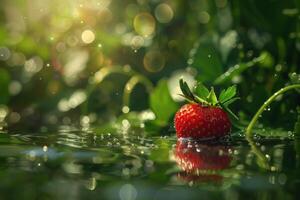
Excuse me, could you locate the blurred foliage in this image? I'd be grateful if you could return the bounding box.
[0,0,299,132]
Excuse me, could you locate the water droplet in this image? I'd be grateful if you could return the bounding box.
[43,146,48,152]
[278,173,287,185]
[270,166,277,171]
[122,106,130,113]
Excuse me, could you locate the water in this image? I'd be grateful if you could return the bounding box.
[0,126,299,200]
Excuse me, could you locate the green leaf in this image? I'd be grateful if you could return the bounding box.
[179,79,187,96]
[219,103,243,129]
[183,81,194,99]
[189,33,223,82]
[219,85,237,104]
[223,97,240,106]
[258,51,274,68]
[194,96,209,105]
[150,79,179,124]
[195,82,210,100]
[179,79,203,103]
[214,54,268,85]
[207,87,218,105]
[179,79,193,100]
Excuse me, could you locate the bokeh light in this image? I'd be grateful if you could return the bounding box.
[81,29,96,44]
[154,3,174,23]
[119,184,137,200]
[9,81,22,96]
[0,47,11,61]
[133,13,156,37]
[143,50,165,72]
[131,35,144,50]
[24,56,43,74]
[0,106,8,122]
[198,11,210,24]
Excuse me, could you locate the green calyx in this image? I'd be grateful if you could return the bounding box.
[179,79,239,120]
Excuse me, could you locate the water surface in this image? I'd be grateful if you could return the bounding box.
[0,126,299,200]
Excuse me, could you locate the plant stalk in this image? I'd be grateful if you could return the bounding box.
[246,84,300,138]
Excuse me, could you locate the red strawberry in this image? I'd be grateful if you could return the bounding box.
[174,79,238,139]
[175,103,231,139]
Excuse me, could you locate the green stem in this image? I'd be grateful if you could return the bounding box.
[122,75,153,109]
[246,84,300,138]
[82,66,153,114]
[82,66,134,114]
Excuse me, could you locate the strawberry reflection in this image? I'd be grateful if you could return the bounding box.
[174,140,232,184]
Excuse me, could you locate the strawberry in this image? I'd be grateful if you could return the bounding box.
[175,104,231,139]
[174,79,239,139]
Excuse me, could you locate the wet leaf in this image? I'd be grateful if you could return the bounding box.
[214,53,267,85]
[207,87,218,105]
[150,79,179,124]
[223,97,240,107]
[219,85,237,104]
[258,51,274,68]
[189,34,223,82]
[194,82,210,100]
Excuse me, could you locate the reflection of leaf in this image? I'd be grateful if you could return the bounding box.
[0,68,10,104]
[150,138,172,163]
[150,79,179,124]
